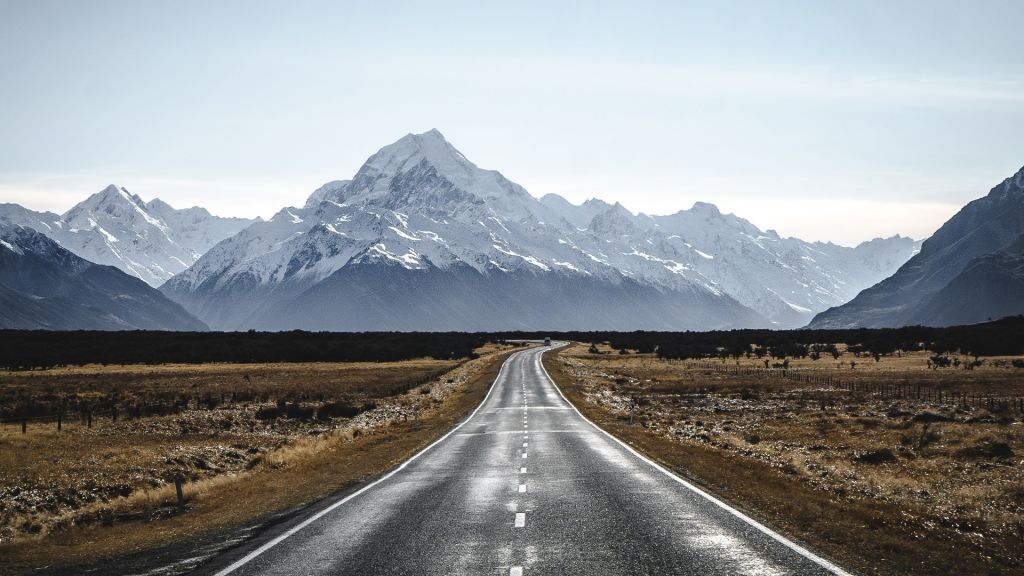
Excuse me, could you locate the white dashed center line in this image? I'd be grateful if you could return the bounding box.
[514,513,526,528]
[519,484,526,493]
[523,442,528,447]
[520,467,527,473]
[522,452,528,459]
[510,567,523,576]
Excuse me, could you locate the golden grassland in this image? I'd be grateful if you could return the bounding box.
[546,344,1024,576]
[0,341,521,571]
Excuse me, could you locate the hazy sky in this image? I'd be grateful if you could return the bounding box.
[1,1,1023,245]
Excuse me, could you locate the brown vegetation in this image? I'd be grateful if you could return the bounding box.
[0,341,521,572]
[545,343,1024,576]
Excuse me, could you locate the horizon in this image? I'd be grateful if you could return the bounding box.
[3,1,1024,245]
[2,130,929,247]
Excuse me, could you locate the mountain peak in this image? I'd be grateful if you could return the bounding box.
[363,129,470,178]
[418,127,446,140]
[690,201,721,215]
[337,129,533,215]
[998,164,1024,196]
[582,198,612,209]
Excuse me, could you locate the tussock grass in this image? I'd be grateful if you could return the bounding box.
[547,343,1024,576]
[0,342,522,572]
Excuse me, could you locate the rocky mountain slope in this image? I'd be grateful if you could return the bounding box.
[809,165,1024,328]
[0,186,252,287]
[0,224,207,330]
[162,130,915,330]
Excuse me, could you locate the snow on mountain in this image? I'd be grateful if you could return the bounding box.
[0,186,253,287]
[163,130,765,330]
[0,223,207,330]
[533,196,917,326]
[1,131,917,330]
[162,129,916,330]
[540,194,612,229]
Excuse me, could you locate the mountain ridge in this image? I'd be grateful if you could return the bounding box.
[0,223,207,330]
[809,164,1024,328]
[161,129,917,330]
[0,186,253,287]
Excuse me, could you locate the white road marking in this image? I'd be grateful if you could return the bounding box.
[536,345,854,576]
[510,567,523,576]
[520,467,527,473]
[522,452,528,458]
[210,352,516,576]
[514,513,526,528]
[519,484,527,493]
[523,443,528,447]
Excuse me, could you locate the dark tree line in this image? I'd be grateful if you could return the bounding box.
[0,331,492,370]
[492,316,1024,360]
[2,316,1023,370]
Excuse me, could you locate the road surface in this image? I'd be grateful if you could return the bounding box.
[203,344,850,576]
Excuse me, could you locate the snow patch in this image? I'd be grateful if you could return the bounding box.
[492,244,551,271]
[325,223,348,236]
[388,226,420,241]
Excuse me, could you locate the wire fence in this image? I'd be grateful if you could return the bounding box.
[683,361,1024,413]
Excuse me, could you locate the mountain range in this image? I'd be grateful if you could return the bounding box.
[0,223,206,330]
[809,164,1024,328]
[1,129,964,332]
[0,186,252,287]
[159,129,916,330]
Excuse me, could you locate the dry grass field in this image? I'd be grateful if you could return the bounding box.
[0,341,522,572]
[546,343,1024,576]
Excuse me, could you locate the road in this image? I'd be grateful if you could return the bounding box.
[203,344,850,576]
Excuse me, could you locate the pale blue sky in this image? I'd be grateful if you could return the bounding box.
[1,0,1022,244]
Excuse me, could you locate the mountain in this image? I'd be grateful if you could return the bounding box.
[0,224,207,330]
[539,194,612,229]
[0,186,253,287]
[162,129,915,330]
[541,197,918,327]
[809,165,1024,328]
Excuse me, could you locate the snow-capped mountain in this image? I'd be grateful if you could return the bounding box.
[0,223,206,330]
[543,191,918,326]
[162,129,915,330]
[578,200,918,327]
[0,186,253,287]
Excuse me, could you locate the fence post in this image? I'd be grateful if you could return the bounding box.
[87,410,92,429]
[175,475,185,513]
[57,412,62,431]
[22,419,26,434]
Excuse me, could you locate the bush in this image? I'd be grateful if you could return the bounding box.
[851,448,897,464]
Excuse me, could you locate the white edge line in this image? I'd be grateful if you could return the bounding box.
[212,351,516,575]
[537,343,855,576]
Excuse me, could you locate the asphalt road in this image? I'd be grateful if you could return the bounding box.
[202,344,850,576]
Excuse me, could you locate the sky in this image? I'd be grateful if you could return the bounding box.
[1,1,1022,246]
